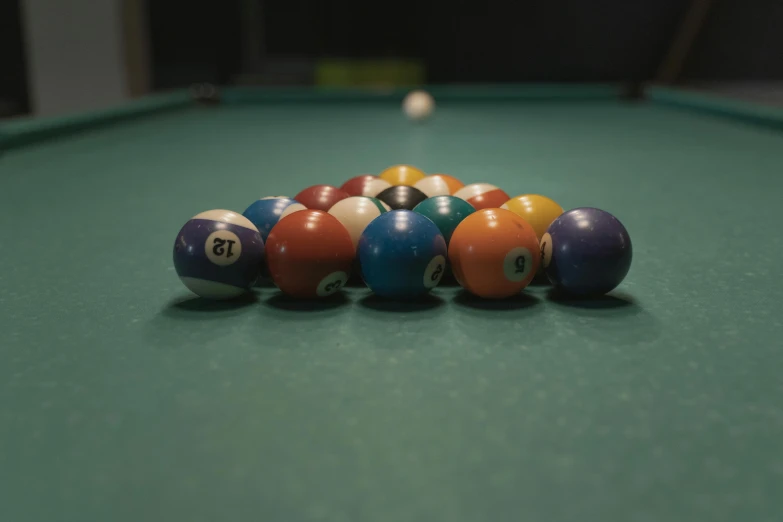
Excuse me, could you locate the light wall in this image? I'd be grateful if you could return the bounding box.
[20,0,149,117]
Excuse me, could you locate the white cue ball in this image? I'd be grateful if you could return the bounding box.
[402,90,435,122]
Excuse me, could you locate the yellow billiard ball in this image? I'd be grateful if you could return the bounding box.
[378,164,426,186]
[500,194,564,241]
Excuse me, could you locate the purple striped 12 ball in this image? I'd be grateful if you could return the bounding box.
[173,209,265,299]
[540,207,632,296]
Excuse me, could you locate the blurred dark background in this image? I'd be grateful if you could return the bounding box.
[0,0,29,117]
[2,0,783,118]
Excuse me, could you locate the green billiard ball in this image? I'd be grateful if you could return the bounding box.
[413,195,476,244]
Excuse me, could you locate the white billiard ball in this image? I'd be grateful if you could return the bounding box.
[402,90,435,121]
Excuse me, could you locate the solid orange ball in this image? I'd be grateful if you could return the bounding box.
[378,164,426,186]
[501,194,564,240]
[449,208,540,298]
[265,210,355,298]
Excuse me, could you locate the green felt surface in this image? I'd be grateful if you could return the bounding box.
[0,91,191,151]
[650,86,783,131]
[1,90,783,522]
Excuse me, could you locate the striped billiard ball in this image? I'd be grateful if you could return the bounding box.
[413,173,465,197]
[454,183,510,210]
[501,194,564,241]
[340,175,392,198]
[173,209,265,299]
[327,196,391,250]
[294,185,350,212]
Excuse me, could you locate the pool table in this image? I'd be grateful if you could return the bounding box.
[1,84,782,522]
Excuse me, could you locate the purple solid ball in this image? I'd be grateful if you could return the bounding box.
[540,207,632,296]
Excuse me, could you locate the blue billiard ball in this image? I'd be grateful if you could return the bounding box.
[358,210,448,299]
[540,207,632,296]
[173,209,265,299]
[242,197,306,242]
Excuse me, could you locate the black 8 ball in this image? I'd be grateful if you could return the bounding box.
[376,185,428,211]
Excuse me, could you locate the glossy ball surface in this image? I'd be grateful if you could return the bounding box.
[242,197,306,242]
[173,210,265,299]
[340,175,392,198]
[412,195,475,244]
[378,164,426,186]
[265,210,354,298]
[294,185,350,212]
[376,185,428,211]
[501,194,564,241]
[449,208,540,298]
[540,207,632,296]
[358,210,447,299]
[327,196,390,250]
[454,183,510,210]
[402,90,435,121]
[413,173,465,197]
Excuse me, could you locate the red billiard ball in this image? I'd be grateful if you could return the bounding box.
[340,175,392,198]
[454,183,510,210]
[265,210,354,298]
[294,185,350,212]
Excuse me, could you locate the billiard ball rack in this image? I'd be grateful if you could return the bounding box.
[172,165,632,301]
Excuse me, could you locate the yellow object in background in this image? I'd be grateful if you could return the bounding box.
[379,165,427,186]
[501,194,565,240]
[315,59,425,88]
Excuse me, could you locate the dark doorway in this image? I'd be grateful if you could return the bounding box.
[0,0,29,118]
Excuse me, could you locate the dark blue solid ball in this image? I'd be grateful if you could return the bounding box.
[358,210,448,299]
[541,207,632,296]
